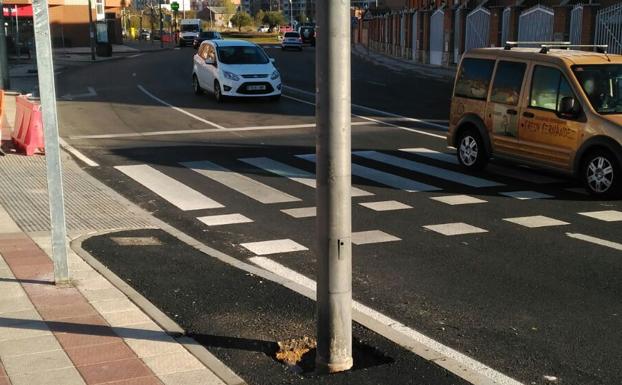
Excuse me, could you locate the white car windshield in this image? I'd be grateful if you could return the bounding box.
[217,46,269,65]
[573,64,622,115]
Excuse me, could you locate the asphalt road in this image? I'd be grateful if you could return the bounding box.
[56,45,621,385]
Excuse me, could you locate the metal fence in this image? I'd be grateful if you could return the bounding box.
[501,7,511,46]
[465,7,490,52]
[518,5,554,42]
[412,11,418,61]
[430,9,444,65]
[454,6,463,64]
[595,2,622,54]
[570,5,583,45]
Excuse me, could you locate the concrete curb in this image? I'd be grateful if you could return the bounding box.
[70,231,247,385]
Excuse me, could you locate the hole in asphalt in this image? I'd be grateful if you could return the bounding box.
[274,336,394,376]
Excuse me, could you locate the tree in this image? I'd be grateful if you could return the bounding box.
[222,0,237,15]
[255,10,266,25]
[263,11,286,29]
[230,11,252,32]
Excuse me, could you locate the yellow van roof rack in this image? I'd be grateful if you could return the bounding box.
[504,41,570,50]
[538,44,608,54]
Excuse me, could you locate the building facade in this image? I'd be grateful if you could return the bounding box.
[4,0,124,48]
[356,0,622,66]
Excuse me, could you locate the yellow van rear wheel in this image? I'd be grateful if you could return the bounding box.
[581,149,620,198]
[457,129,489,171]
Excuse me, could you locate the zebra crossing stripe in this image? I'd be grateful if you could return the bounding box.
[355,150,503,188]
[296,154,440,192]
[181,160,301,204]
[115,165,224,211]
[401,148,564,184]
[239,157,373,197]
[566,233,622,251]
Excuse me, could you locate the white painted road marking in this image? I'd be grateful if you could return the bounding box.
[239,157,373,197]
[359,200,412,211]
[351,230,401,245]
[138,85,226,130]
[249,256,524,385]
[503,215,569,228]
[197,214,253,226]
[60,86,97,101]
[241,239,308,255]
[566,233,622,251]
[281,93,447,140]
[59,138,99,167]
[115,165,224,211]
[68,121,375,140]
[431,195,487,205]
[296,154,441,192]
[401,148,564,184]
[499,191,554,200]
[578,210,622,222]
[424,223,488,236]
[182,160,300,204]
[283,85,450,131]
[354,150,503,188]
[280,207,316,218]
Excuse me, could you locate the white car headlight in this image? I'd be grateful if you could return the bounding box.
[223,71,240,81]
[271,70,280,80]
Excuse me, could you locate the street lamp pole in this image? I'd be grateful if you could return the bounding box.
[158,0,163,48]
[315,0,353,375]
[289,0,292,25]
[87,0,96,60]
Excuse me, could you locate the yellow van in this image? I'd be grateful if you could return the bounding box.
[448,45,622,197]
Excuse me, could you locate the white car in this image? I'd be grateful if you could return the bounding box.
[192,40,281,102]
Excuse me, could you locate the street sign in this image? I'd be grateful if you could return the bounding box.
[171,1,179,11]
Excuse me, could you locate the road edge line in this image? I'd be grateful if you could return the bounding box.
[283,85,450,130]
[70,231,247,385]
[248,256,523,385]
[137,85,227,130]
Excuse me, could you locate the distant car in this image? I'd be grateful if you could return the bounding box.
[257,25,269,33]
[192,40,282,102]
[281,32,302,51]
[279,25,294,34]
[299,26,315,46]
[193,31,222,49]
[139,29,151,40]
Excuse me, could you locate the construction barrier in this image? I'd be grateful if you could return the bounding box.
[12,95,44,156]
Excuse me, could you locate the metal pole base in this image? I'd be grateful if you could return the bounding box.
[315,357,353,374]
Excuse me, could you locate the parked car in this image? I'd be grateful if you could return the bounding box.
[299,26,315,46]
[192,40,281,102]
[448,44,622,197]
[139,29,151,40]
[257,25,269,33]
[281,32,302,51]
[193,31,223,49]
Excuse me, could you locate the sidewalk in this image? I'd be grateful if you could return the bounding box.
[352,44,455,81]
[0,94,242,385]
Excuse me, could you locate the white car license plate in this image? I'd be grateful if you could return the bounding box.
[247,85,266,91]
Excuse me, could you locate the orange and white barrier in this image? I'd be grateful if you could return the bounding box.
[12,95,44,156]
